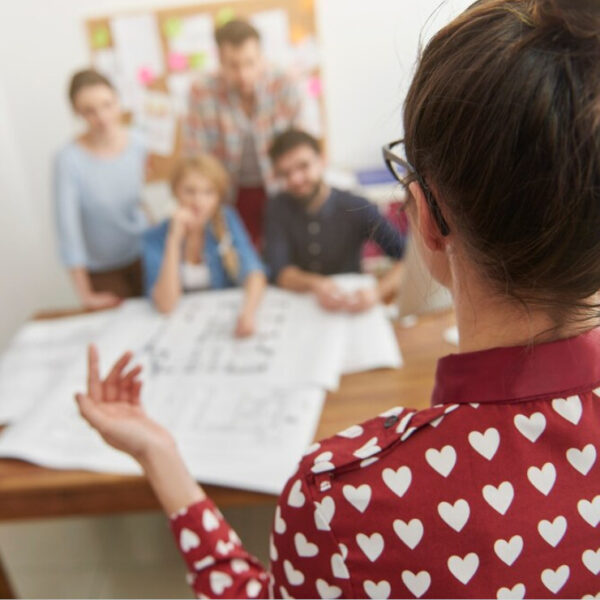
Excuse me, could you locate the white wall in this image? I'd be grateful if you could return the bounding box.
[0,0,472,349]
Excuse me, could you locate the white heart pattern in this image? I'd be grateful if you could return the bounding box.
[482,481,514,515]
[338,424,364,439]
[179,528,200,552]
[202,509,219,532]
[316,578,342,599]
[288,479,306,508]
[448,552,480,585]
[537,516,567,547]
[382,466,412,497]
[401,570,431,598]
[578,495,600,527]
[540,564,569,594]
[209,571,233,595]
[230,558,249,573]
[246,579,262,598]
[566,444,596,475]
[314,497,335,531]
[393,518,424,550]
[425,445,457,477]
[468,428,500,460]
[312,451,335,474]
[514,412,546,443]
[353,437,381,460]
[438,498,470,532]
[269,535,278,562]
[527,462,557,496]
[356,532,385,562]
[552,395,582,425]
[295,532,319,557]
[215,540,235,555]
[363,580,391,599]
[582,547,600,575]
[330,552,350,579]
[496,583,526,599]
[342,484,372,513]
[284,559,305,586]
[275,506,287,534]
[494,535,523,566]
[193,556,215,571]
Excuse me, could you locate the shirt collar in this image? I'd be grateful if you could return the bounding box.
[431,327,600,406]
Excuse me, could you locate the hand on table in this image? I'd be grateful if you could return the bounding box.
[314,279,348,312]
[235,311,256,338]
[82,292,122,310]
[75,346,174,462]
[345,287,380,313]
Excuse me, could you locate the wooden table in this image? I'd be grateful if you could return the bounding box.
[0,309,456,598]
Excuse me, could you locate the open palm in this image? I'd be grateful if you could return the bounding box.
[76,346,173,461]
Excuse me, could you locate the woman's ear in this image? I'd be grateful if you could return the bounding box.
[408,181,446,252]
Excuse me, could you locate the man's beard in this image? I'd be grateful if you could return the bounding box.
[294,180,323,208]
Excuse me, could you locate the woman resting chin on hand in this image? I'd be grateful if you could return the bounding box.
[142,155,266,337]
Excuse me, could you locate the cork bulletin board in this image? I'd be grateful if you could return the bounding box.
[85,0,322,183]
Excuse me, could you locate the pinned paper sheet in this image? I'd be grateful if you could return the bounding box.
[135,91,177,156]
[167,72,195,115]
[168,14,218,72]
[299,76,323,137]
[111,13,164,90]
[250,9,292,68]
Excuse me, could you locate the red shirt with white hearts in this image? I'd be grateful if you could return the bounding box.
[170,328,600,599]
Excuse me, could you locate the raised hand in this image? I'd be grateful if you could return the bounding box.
[75,345,174,461]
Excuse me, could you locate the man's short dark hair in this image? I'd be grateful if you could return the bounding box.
[268,129,322,163]
[215,19,260,48]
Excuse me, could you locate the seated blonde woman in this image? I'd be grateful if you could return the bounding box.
[142,155,266,337]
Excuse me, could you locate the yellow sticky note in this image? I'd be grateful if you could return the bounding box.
[91,26,110,49]
[216,7,236,27]
[164,17,182,39]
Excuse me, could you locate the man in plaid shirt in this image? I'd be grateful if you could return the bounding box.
[183,19,302,247]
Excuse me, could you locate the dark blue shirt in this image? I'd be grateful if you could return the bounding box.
[264,188,405,281]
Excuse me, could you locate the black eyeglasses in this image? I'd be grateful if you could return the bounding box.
[382,139,450,236]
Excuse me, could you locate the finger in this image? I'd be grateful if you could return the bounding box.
[122,365,143,384]
[131,380,143,406]
[105,352,133,387]
[87,345,102,401]
[121,367,142,404]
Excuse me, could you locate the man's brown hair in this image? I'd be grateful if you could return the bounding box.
[214,19,260,48]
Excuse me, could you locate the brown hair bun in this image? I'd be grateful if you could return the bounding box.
[533,0,600,41]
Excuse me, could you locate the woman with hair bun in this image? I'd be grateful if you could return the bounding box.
[54,69,148,308]
[75,0,600,597]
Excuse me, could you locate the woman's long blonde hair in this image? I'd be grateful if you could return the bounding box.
[170,155,240,282]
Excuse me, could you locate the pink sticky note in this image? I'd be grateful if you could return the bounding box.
[168,52,188,72]
[307,76,322,98]
[137,66,156,85]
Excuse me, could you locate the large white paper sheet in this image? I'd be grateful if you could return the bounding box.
[0,311,116,423]
[334,275,403,374]
[0,375,324,494]
[0,279,401,493]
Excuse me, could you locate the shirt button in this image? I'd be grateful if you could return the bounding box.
[384,415,399,429]
[309,242,321,256]
[308,221,321,235]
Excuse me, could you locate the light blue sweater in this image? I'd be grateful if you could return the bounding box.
[53,131,148,271]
